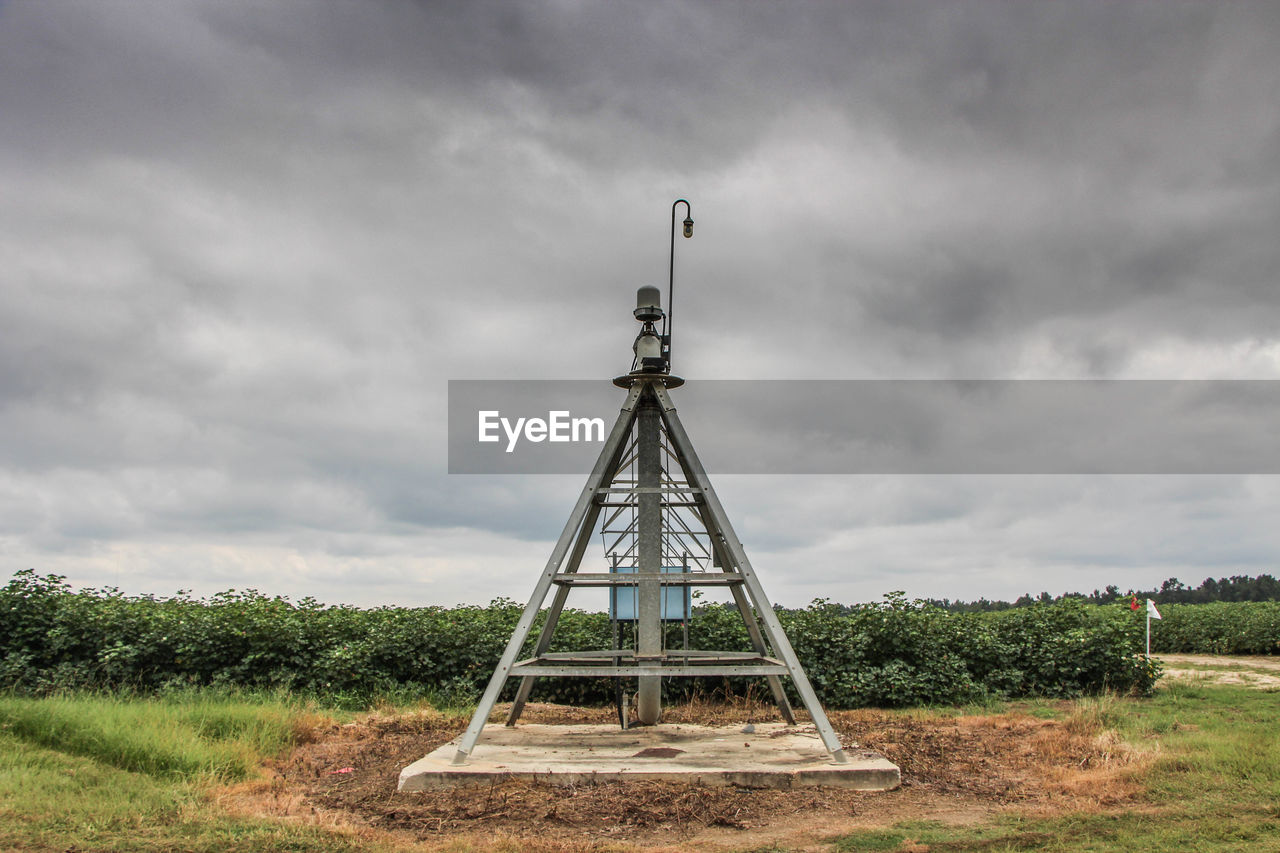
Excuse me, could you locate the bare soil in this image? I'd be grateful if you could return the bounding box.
[1157,654,1280,688]
[216,699,1149,852]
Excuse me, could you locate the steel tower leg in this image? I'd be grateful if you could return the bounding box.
[729,584,797,723]
[706,530,795,723]
[451,384,643,765]
[505,494,604,726]
[653,384,848,764]
[635,390,663,724]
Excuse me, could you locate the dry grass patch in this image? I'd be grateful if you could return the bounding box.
[832,699,1148,810]
[209,699,1152,850]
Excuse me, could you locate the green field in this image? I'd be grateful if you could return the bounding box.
[0,572,1167,709]
[1,681,1278,852]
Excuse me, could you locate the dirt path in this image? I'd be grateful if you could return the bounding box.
[1156,654,1280,688]
[218,701,1148,852]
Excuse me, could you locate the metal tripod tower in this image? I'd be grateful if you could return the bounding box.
[451,215,848,767]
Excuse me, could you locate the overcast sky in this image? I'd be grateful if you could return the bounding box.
[3,0,1279,609]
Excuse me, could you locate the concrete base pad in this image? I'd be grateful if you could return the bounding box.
[398,722,900,791]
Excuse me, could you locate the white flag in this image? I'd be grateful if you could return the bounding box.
[1147,599,1162,620]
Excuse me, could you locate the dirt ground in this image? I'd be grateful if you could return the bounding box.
[1156,654,1280,688]
[217,698,1149,852]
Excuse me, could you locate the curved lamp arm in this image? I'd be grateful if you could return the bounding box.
[666,199,693,369]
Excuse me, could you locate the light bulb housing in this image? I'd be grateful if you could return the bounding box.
[683,217,694,238]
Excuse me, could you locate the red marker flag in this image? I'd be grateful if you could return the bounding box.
[1130,595,1139,611]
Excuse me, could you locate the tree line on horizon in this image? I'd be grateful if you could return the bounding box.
[924,574,1280,613]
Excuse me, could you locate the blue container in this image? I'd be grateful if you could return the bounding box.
[609,566,691,621]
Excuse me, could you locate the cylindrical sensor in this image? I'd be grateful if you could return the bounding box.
[634,286,663,322]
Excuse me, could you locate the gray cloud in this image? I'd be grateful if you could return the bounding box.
[1,1,1278,605]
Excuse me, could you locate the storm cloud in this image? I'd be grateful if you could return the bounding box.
[2,1,1278,606]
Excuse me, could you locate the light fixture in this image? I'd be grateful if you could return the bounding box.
[666,199,693,369]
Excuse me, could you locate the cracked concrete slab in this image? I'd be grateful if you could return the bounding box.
[398,722,900,791]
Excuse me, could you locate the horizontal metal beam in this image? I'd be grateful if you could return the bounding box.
[530,650,778,662]
[594,500,702,508]
[551,572,744,586]
[509,664,790,677]
[595,486,702,494]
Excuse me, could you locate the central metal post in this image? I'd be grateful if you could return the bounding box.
[635,389,663,724]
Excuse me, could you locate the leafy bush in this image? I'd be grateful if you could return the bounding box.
[1150,601,1280,655]
[1,571,1165,707]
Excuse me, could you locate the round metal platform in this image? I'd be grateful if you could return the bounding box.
[612,372,686,389]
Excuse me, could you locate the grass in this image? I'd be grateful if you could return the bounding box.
[2,683,1279,851]
[0,688,384,852]
[832,683,1280,853]
[0,691,320,780]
